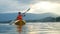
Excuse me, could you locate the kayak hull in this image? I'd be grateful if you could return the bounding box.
[14,20,26,26]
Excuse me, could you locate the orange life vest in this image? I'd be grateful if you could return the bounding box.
[17,15,22,20]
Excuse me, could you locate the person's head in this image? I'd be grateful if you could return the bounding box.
[18,12,21,14]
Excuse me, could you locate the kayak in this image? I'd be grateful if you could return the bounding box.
[14,20,26,26]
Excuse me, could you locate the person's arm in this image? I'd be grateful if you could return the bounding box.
[22,13,26,17]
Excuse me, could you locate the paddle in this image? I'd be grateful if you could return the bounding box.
[9,17,17,25]
[9,8,30,25]
[23,8,30,14]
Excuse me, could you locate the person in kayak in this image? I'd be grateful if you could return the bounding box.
[15,12,26,34]
[10,8,30,34]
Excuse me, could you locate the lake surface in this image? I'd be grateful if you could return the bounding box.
[0,22,60,34]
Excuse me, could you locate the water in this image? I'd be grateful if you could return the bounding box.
[0,22,60,34]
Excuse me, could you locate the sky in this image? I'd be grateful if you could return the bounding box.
[0,0,60,15]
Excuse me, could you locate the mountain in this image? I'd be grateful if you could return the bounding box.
[39,17,56,22]
[0,13,59,22]
[23,13,57,20]
[56,17,60,22]
[0,13,18,21]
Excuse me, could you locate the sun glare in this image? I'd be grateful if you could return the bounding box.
[28,1,60,15]
[28,1,53,13]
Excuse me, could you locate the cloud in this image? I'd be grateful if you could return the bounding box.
[28,1,60,15]
[0,0,18,11]
[0,0,60,14]
[0,0,30,13]
[33,0,60,3]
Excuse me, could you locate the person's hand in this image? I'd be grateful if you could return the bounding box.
[24,15,25,16]
[23,13,26,16]
[23,13,25,14]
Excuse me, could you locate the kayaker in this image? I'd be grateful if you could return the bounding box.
[10,8,30,34]
[17,12,25,20]
[15,12,26,34]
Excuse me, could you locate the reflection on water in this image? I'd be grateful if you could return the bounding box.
[0,22,60,34]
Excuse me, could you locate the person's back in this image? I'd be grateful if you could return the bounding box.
[17,14,22,20]
[17,12,22,20]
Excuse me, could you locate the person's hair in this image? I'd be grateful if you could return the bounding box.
[18,12,21,14]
